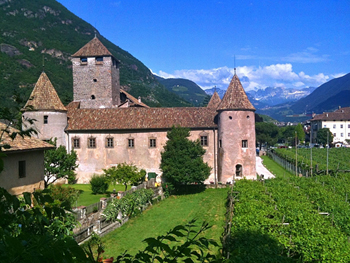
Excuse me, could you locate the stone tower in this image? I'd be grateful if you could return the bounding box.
[217,73,256,182]
[23,72,67,146]
[71,37,120,108]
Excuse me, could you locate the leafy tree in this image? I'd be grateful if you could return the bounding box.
[255,122,279,149]
[44,139,78,188]
[160,126,211,193]
[103,163,146,191]
[295,123,305,143]
[279,125,296,145]
[48,184,81,209]
[317,128,334,146]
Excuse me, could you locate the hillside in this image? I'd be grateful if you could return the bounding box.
[291,73,350,113]
[0,0,191,108]
[155,76,210,106]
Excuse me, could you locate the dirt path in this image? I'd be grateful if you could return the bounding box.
[256,156,275,179]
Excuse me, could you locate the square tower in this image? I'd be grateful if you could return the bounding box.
[71,37,120,108]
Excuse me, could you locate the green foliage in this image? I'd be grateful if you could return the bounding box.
[0,187,87,263]
[255,122,279,148]
[90,174,109,194]
[317,128,334,145]
[44,139,78,187]
[115,219,223,263]
[102,189,154,221]
[295,123,305,142]
[103,163,146,191]
[160,126,211,193]
[48,184,81,209]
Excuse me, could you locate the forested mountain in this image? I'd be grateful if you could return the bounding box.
[0,0,191,108]
[155,76,210,106]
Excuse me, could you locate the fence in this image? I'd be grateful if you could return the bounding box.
[268,150,309,177]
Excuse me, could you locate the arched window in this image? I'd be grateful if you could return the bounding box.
[236,164,242,177]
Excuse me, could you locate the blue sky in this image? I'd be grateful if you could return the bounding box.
[58,0,350,91]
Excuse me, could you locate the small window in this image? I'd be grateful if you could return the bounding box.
[333,133,336,137]
[128,138,134,148]
[348,133,350,137]
[43,115,48,124]
[73,138,80,149]
[106,137,114,148]
[341,133,344,137]
[348,124,350,129]
[96,56,103,62]
[80,57,87,63]
[19,160,26,178]
[91,95,96,99]
[236,164,242,177]
[341,124,343,129]
[149,138,156,148]
[323,125,326,128]
[219,140,222,148]
[200,136,208,146]
[242,140,248,148]
[88,137,96,148]
[333,124,336,129]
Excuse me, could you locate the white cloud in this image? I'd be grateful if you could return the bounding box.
[282,47,330,63]
[156,63,335,91]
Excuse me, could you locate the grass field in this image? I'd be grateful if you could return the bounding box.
[63,184,127,207]
[99,188,228,258]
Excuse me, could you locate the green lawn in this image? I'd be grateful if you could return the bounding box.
[99,188,228,258]
[63,184,127,207]
[261,155,294,177]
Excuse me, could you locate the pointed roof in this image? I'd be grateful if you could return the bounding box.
[24,72,66,111]
[217,74,255,111]
[72,37,113,57]
[207,91,221,109]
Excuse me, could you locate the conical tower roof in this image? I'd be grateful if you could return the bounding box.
[207,91,221,109]
[217,74,255,111]
[24,72,66,111]
[72,37,113,57]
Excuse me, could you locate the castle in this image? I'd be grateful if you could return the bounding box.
[23,37,256,184]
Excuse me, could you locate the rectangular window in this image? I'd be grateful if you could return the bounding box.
[348,124,350,129]
[128,139,134,148]
[88,138,96,148]
[333,124,336,129]
[43,115,48,124]
[96,56,103,62]
[333,133,336,137]
[73,138,80,148]
[80,57,87,63]
[200,136,208,146]
[341,133,344,137]
[106,137,114,148]
[341,124,344,129]
[242,140,248,148]
[219,140,222,148]
[149,139,156,148]
[348,133,350,137]
[323,125,326,128]
[19,160,26,178]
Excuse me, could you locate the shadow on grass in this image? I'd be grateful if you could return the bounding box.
[226,230,299,263]
[173,184,207,195]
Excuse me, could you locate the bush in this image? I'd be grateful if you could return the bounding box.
[90,174,109,194]
[48,184,81,209]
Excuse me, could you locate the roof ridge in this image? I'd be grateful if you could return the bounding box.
[72,37,113,57]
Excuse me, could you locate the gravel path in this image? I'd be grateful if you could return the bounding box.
[256,156,275,179]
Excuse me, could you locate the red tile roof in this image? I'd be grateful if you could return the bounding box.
[0,122,54,153]
[207,91,221,109]
[23,72,66,111]
[217,74,255,111]
[311,107,350,121]
[66,105,218,131]
[72,37,113,57]
[120,90,149,108]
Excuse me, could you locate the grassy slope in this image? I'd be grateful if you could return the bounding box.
[100,188,228,258]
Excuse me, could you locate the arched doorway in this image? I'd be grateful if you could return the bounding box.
[236,164,242,177]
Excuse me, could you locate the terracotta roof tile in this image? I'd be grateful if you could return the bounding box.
[311,107,350,121]
[24,72,66,111]
[120,90,149,108]
[66,107,218,131]
[0,122,54,152]
[217,74,255,111]
[72,37,113,57]
[207,91,221,109]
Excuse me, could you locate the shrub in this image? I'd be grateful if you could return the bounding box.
[48,184,81,209]
[90,174,109,194]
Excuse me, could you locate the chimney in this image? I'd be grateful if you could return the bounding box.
[138,96,141,103]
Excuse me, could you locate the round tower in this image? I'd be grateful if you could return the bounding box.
[22,72,67,147]
[217,73,256,183]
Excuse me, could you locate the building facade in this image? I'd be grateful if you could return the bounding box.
[23,37,256,184]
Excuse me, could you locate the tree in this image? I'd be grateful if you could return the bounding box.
[103,163,146,191]
[255,122,279,149]
[44,139,78,188]
[160,126,211,193]
[295,123,305,143]
[317,128,334,146]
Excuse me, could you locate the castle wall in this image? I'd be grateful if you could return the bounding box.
[67,129,216,184]
[72,56,120,108]
[23,111,67,146]
[218,110,256,182]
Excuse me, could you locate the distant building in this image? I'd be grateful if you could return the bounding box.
[23,37,257,184]
[0,122,53,195]
[310,107,350,145]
